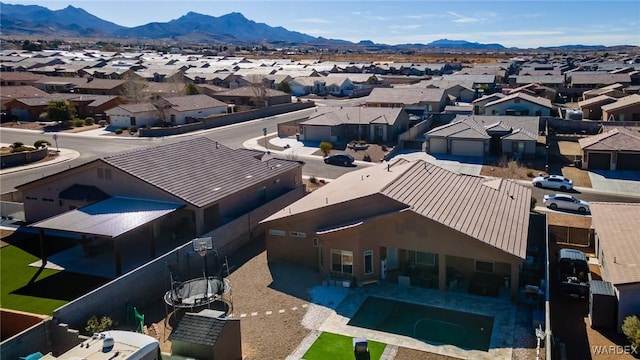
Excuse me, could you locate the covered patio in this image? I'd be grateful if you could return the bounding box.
[29,196,187,277]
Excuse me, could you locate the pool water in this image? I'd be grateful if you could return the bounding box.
[347,296,494,351]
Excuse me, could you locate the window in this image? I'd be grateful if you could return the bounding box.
[407,250,435,266]
[130,116,136,126]
[331,250,353,274]
[312,237,319,247]
[25,196,38,200]
[268,229,286,236]
[512,141,525,153]
[364,250,374,274]
[475,260,494,273]
[290,231,306,238]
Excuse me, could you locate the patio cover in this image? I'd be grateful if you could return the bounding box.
[29,196,185,238]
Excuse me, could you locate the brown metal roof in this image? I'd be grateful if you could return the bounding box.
[590,202,640,285]
[264,160,531,259]
[381,161,530,259]
[102,137,302,208]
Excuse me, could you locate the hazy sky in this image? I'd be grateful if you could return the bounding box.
[4,0,640,48]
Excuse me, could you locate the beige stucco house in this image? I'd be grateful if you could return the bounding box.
[262,159,532,299]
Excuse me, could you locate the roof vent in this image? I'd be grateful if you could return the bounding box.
[102,337,114,352]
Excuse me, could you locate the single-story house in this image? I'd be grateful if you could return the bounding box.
[155,94,228,125]
[590,202,640,332]
[4,94,126,121]
[366,87,448,117]
[0,85,49,111]
[484,92,552,117]
[578,95,618,120]
[582,83,626,100]
[472,93,505,115]
[288,76,326,97]
[17,138,304,275]
[299,106,409,143]
[0,71,43,86]
[601,94,640,121]
[578,127,640,171]
[106,103,159,129]
[514,75,565,89]
[569,72,632,89]
[426,115,539,158]
[211,87,291,108]
[171,309,242,360]
[262,159,531,299]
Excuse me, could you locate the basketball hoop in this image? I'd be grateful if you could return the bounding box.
[198,245,207,258]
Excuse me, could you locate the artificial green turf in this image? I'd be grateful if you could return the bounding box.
[0,245,67,315]
[303,332,386,360]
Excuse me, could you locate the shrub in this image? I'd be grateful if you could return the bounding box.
[381,145,388,152]
[84,117,95,125]
[34,140,51,148]
[622,315,640,349]
[10,146,35,153]
[319,141,333,156]
[98,120,107,127]
[527,170,535,178]
[309,175,318,184]
[363,153,372,162]
[357,140,367,145]
[11,142,24,149]
[85,315,112,334]
[115,128,123,135]
[73,119,85,127]
[129,126,138,133]
[530,196,537,210]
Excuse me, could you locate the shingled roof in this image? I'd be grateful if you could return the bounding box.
[578,127,640,151]
[101,137,302,208]
[170,311,226,346]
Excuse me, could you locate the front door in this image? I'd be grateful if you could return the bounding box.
[386,247,399,270]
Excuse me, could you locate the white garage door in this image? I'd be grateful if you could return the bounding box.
[429,137,447,154]
[451,139,484,157]
[303,126,332,142]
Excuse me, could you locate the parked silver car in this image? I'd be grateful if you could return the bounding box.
[531,175,573,191]
[543,194,590,213]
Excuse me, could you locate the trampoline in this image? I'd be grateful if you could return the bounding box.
[164,277,231,309]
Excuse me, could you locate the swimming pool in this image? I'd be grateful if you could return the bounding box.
[347,296,494,351]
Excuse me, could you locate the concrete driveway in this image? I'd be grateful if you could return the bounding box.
[588,170,640,195]
[392,151,483,176]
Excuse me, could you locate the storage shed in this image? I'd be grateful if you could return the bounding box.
[589,280,617,329]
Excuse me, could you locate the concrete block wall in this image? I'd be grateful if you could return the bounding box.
[52,186,305,330]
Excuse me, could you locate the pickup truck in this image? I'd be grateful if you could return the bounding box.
[557,248,590,297]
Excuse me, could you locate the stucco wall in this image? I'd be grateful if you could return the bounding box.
[616,284,640,333]
[266,198,523,297]
[0,146,48,169]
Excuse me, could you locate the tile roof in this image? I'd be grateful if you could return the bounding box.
[117,103,158,113]
[515,75,565,84]
[426,118,490,139]
[500,128,537,141]
[578,95,617,108]
[101,137,302,208]
[485,92,552,109]
[471,93,505,104]
[590,202,640,285]
[570,72,631,85]
[578,127,640,151]
[161,94,227,112]
[301,107,404,126]
[213,87,289,98]
[0,85,49,100]
[170,311,226,346]
[366,87,445,105]
[264,160,531,259]
[600,94,640,112]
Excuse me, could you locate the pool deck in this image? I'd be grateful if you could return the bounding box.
[297,283,517,360]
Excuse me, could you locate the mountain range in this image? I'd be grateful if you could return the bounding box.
[0,2,613,50]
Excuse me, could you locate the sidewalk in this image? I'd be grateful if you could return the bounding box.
[0,145,80,175]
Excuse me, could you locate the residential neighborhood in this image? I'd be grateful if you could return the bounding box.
[1,3,640,360]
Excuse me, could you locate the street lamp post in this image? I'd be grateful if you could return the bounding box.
[52,134,59,153]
